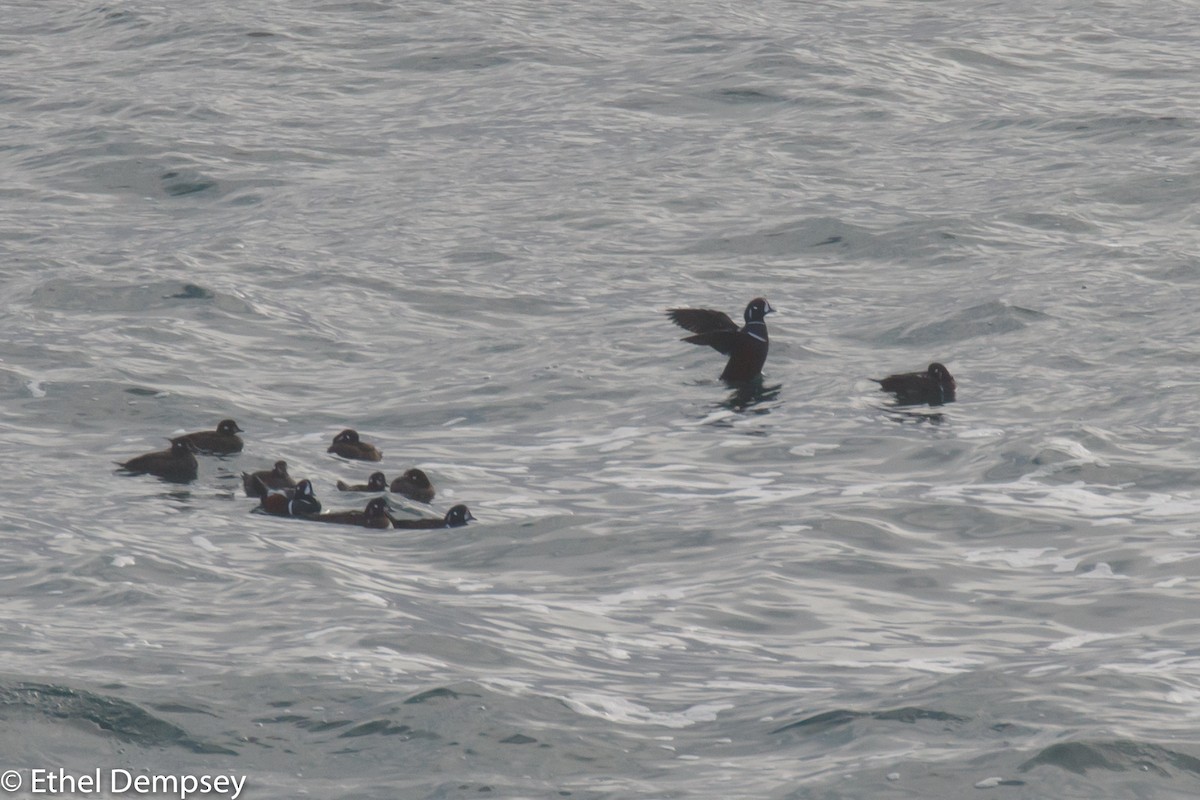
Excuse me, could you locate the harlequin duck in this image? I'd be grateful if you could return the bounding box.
[336,471,388,492]
[327,429,382,461]
[117,439,198,483]
[259,479,322,517]
[172,419,244,455]
[242,460,297,497]
[874,362,956,406]
[667,297,775,383]
[309,497,395,529]
[389,468,435,503]
[391,504,475,529]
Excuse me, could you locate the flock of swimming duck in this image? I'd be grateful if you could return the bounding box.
[115,297,955,529]
[116,422,475,530]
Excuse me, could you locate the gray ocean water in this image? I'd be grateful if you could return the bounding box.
[3,1,1200,797]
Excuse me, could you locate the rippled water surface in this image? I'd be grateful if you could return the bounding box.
[4,1,1200,797]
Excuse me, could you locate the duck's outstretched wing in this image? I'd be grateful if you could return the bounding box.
[666,308,739,355]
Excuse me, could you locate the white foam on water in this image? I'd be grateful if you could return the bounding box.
[561,691,732,728]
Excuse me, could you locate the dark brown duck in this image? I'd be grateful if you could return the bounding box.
[389,468,435,503]
[874,362,956,406]
[391,504,475,530]
[308,497,395,529]
[336,471,388,492]
[327,429,382,462]
[172,419,244,455]
[243,460,297,497]
[117,439,198,483]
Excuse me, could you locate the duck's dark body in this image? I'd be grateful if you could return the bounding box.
[117,439,198,483]
[327,429,382,462]
[336,471,388,492]
[389,468,435,503]
[309,497,394,529]
[667,297,774,383]
[874,362,956,406]
[243,461,296,497]
[172,419,244,455]
[391,504,475,530]
[259,479,321,516]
